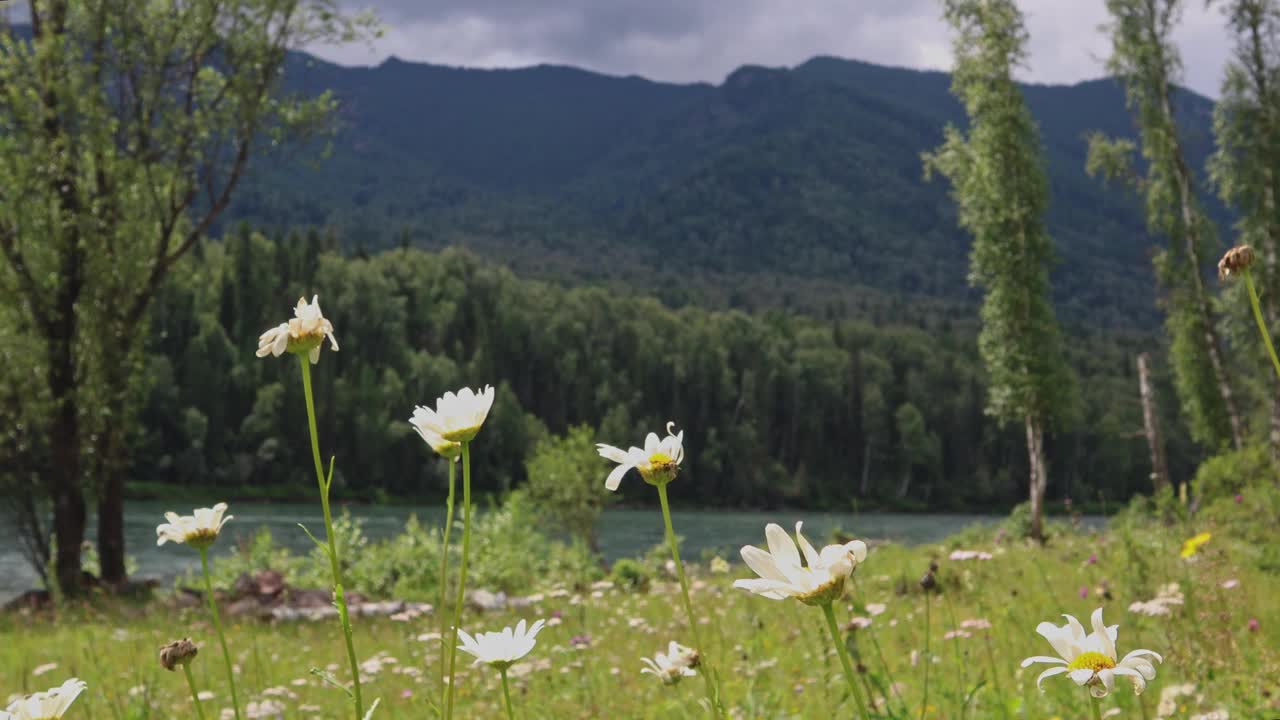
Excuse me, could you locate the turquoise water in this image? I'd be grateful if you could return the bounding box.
[0,502,1062,604]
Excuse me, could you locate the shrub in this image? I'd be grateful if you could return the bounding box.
[1193,445,1278,505]
[523,424,612,551]
[608,558,651,592]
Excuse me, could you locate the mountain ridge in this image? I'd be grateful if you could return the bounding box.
[234,50,1224,327]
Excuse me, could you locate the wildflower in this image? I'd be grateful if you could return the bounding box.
[411,386,495,443]
[1221,579,1239,590]
[1157,683,1196,717]
[255,296,339,364]
[597,422,685,490]
[159,639,199,671]
[1086,553,1098,565]
[710,556,730,574]
[1079,586,1089,599]
[1248,618,1259,632]
[29,665,56,678]
[456,619,545,670]
[943,629,972,640]
[1180,532,1211,559]
[1021,608,1162,697]
[640,641,701,686]
[960,618,992,630]
[733,522,867,606]
[843,616,874,631]
[156,503,232,548]
[948,550,992,561]
[4,679,87,719]
[1218,244,1255,280]
[866,602,887,616]
[407,415,461,460]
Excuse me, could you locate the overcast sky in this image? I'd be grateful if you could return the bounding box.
[309,0,1232,98]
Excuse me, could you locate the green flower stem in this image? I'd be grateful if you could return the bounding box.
[438,459,457,708]
[920,590,931,720]
[182,661,208,720]
[655,482,724,718]
[1090,696,1103,720]
[199,547,241,720]
[1244,268,1280,382]
[852,577,906,715]
[500,668,516,720]
[821,601,869,720]
[444,441,474,720]
[299,356,364,719]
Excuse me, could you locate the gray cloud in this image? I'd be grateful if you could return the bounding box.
[315,1,1229,97]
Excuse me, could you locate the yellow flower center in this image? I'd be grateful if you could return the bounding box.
[649,451,673,465]
[1066,651,1116,673]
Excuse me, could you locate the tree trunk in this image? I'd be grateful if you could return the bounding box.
[50,380,85,595]
[1025,414,1046,542]
[897,467,911,500]
[860,437,873,496]
[1137,353,1171,492]
[97,469,127,586]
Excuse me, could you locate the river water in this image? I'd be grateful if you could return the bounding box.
[0,502,1039,605]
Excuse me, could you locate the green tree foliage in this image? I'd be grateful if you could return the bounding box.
[1209,0,1280,454]
[893,403,940,504]
[923,0,1076,539]
[133,237,1178,516]
[524,425,613,551]
[1092,0,1245,450]
[0,0,370,592]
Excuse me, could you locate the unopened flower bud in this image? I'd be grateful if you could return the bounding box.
[920,569,937,591]
[1218,245,1255,280]
[159,639,199,671]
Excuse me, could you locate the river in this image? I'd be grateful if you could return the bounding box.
[0,501,1060,605]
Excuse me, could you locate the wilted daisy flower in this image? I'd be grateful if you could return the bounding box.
[158,639,199,671]
[411,386,495,443]
[407,412,461,460]
[597,422,685,490]
[640,641,700,686]
[733,522,868,606]
[457,619,546,670]
[256,296,339,364]
[1021,608,1162,697]
[156,503,232,549]
[5,678,87,719]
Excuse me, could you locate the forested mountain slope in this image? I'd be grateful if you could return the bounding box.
[233,53,1221,326]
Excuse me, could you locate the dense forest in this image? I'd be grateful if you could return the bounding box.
[134,226,1192,511]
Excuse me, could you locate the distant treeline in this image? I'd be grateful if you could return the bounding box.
[136,226,1191,510]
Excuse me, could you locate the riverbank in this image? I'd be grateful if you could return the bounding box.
[5,501,1091,607]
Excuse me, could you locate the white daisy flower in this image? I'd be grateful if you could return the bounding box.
[5,678,87,719]
[733,522,868,606]
[156,503,233,549]
[456,619,546,670]
[597,422,685,490]
[411,386,495,443]
[407,411,462,460]
[1021,608,1162,697]
[640,641,700,686]
[255,295,339,364]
